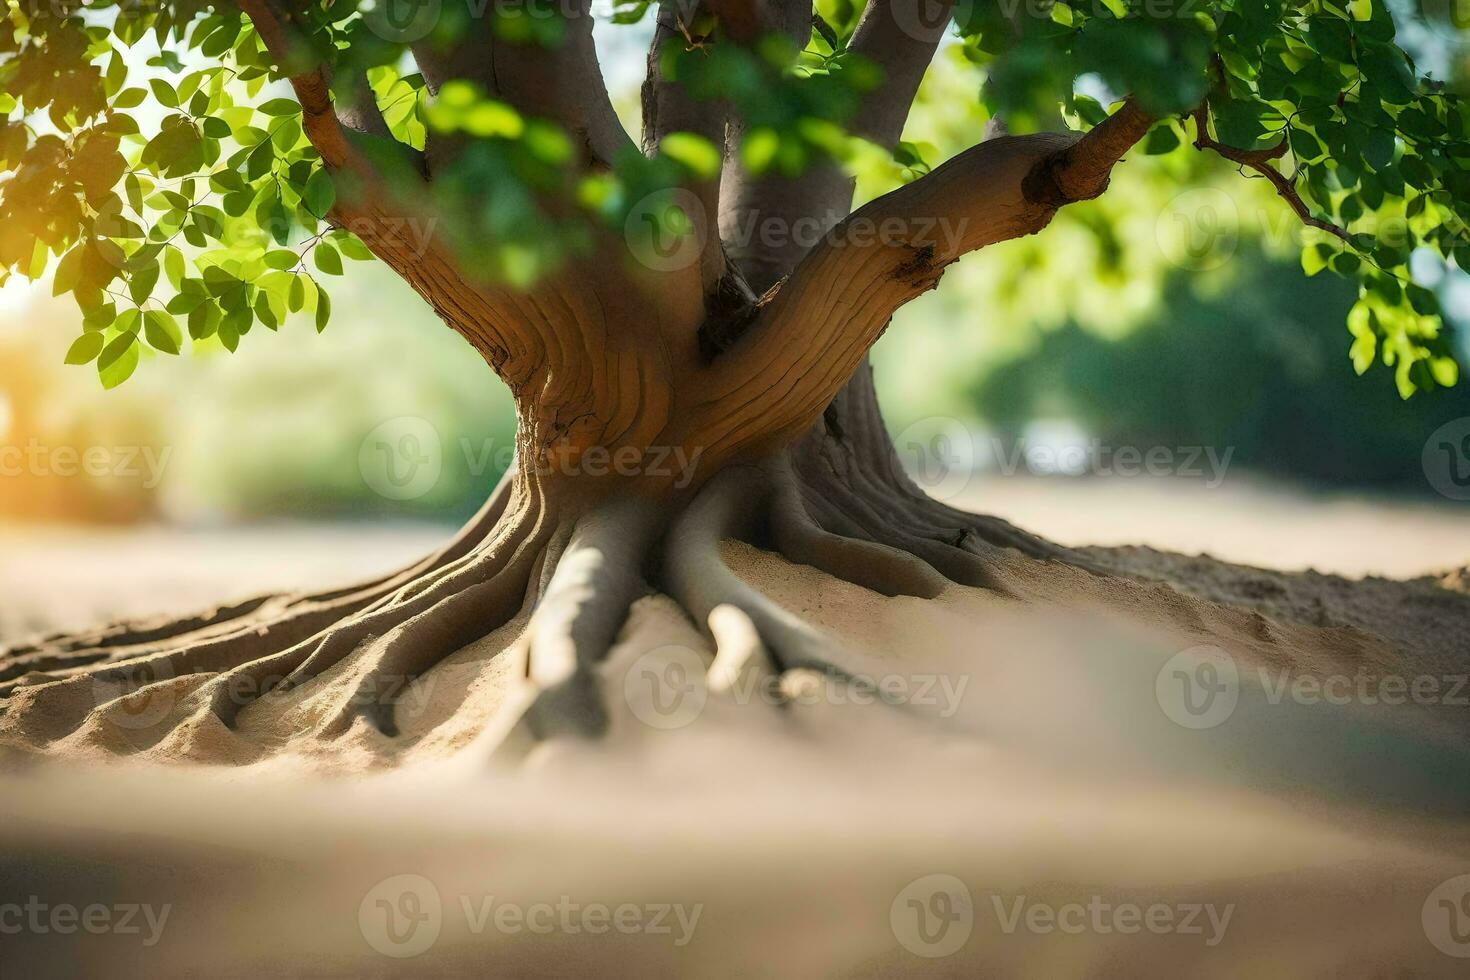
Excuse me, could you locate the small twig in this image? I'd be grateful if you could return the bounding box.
[1191,105,1351,245]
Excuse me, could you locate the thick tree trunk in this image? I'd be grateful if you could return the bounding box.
[0,0,1163,760]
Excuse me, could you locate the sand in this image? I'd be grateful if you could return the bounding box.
[3,491,1470,977]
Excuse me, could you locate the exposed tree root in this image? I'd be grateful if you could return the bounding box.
[0,441,1383,765]
[0,470,519,692]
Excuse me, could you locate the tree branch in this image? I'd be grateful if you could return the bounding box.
[410,0,634,173]
[696,101,1153,458]
[235,0,402,171]
[232,1,594,396]
[845,0,953,146]
[1190,106,1351,245]
[717,0,952,293]
[641,1,731,290]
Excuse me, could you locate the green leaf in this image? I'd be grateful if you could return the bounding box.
[149,78,179,108]
[258,98,301,116]
[98,333,140,388]
[303,168,336,219]
[114,87,147,109]
[336,235,373,261]
[144,310,182,354]
[187,302,219,340]
[1142,124,1181,155]
[52,248,82,296]
[314,243,343,276]
[315,286,331,332]
[129,263,160,305]
[264,249,298,270]
[163,246,186,288]
[660,133,722,180]
[64,332,105,365]
[1302,243,1333,276]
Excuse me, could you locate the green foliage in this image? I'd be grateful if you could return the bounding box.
[949,0,1469,395]
[0,0,1465,395]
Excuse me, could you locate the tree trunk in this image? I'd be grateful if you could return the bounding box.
[0,2,1158,761]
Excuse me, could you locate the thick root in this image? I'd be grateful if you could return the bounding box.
[0,453,1054,762]
[472,496,664,762]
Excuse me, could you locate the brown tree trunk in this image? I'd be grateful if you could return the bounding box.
[0,0,1157,761]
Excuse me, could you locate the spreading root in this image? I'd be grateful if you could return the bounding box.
[0,449,1406,768]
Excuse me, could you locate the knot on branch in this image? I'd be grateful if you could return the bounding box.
[699,265,766,361]
[892,242,951,292]
[1022,150,1110,210]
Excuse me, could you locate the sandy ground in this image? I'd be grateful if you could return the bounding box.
[3,476,1470,977]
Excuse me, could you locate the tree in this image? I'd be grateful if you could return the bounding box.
[0,0,1465,753]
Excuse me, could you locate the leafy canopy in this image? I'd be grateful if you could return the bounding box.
[0,0,1466,396]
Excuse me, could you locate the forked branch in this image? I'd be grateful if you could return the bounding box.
[695,100,1154,456]
[235,0,408,174]
[1189,106,1352,245]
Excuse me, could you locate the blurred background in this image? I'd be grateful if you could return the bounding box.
[3,18,1470,639]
